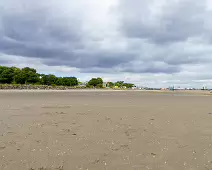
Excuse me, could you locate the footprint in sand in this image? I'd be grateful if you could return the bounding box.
[0,146,6,150]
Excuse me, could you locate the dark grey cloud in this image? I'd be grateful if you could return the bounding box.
[124,65,180,74]
[0,0,141,72]
[117,60,180,73]
[0,1,84,60]
[116,0,210,44]
[0,0,136,71]
[42,50,138,69]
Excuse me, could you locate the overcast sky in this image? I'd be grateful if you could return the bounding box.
[1,0,212,88]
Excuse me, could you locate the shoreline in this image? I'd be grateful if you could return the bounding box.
[0,89,211,96]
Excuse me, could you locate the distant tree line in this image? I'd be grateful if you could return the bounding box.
[0,65,135,88]
[106,81,135,89]
[86,79,135,89]
[0,66,78,86]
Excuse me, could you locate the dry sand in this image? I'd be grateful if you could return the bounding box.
[0,90,212,170]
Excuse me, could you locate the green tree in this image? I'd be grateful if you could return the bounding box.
[62,77,78,86]
[40,74,57,85]
[14,67,39,84]
[69,77,78,86]
[107,82,114,88]
[55,77,64,86]
[0,67,20,84]
[123,83,135,88]
[97,77,103,85]
[0,66,8,75]
[62,77,71,86]
[115,81,124,88]
[87,77,103,88]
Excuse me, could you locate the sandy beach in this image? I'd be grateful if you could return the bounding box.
[0,90,212,170]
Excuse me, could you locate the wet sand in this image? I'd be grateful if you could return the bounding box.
[0,91,212,170]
